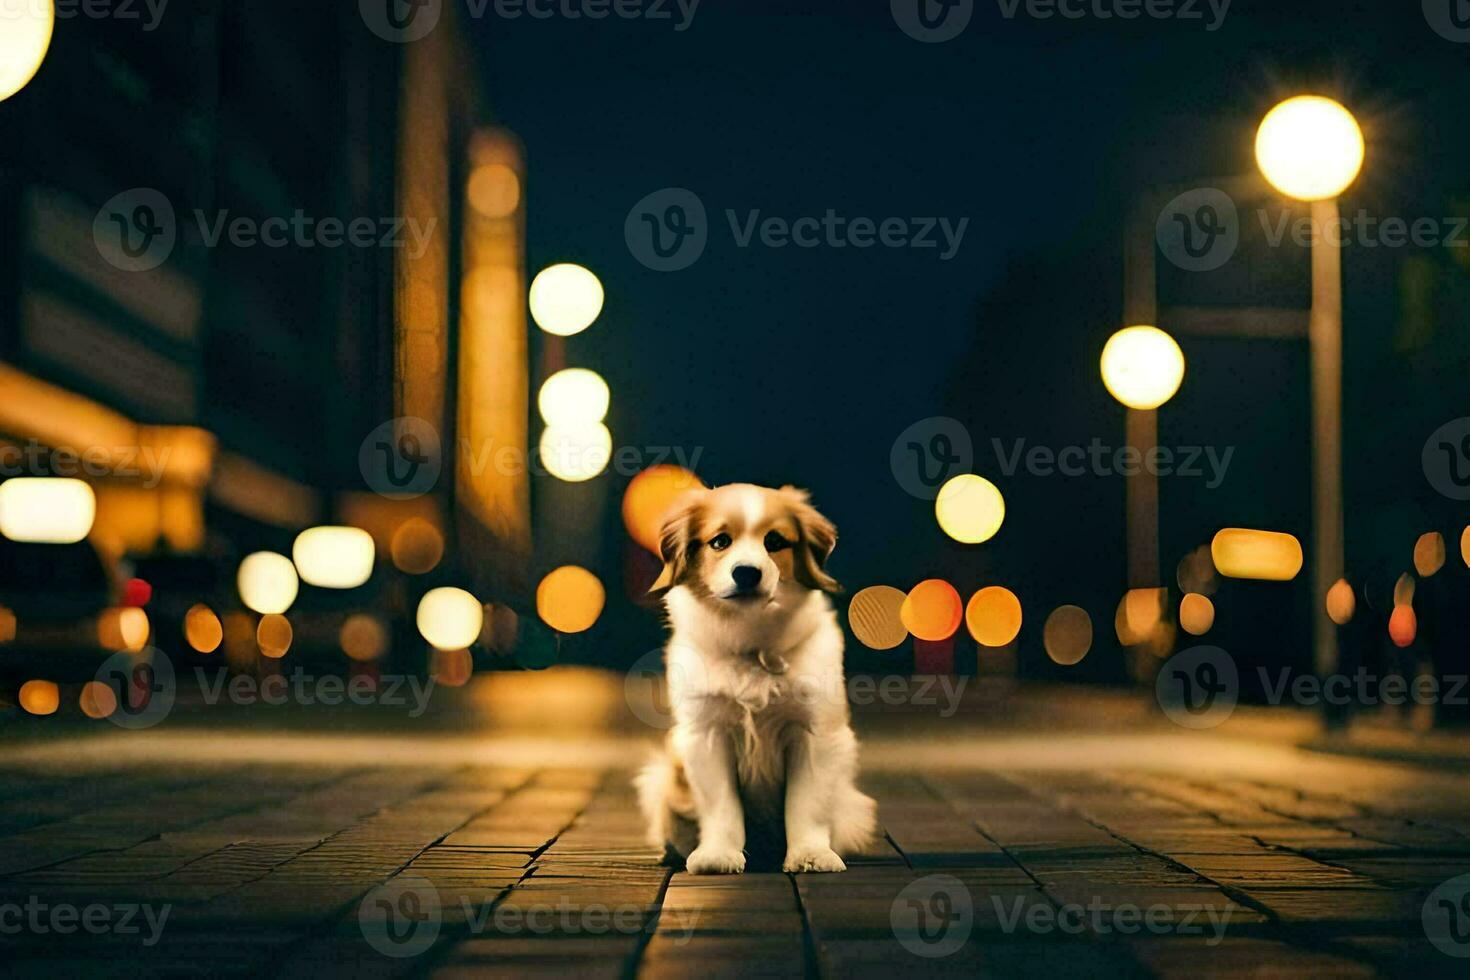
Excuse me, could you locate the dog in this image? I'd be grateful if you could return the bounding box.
[635,483,877,874]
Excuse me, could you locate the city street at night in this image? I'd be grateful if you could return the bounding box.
[5,0,1470,976]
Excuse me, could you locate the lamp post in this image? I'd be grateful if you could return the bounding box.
[1254,95,1364,685]
[1101,324,1186,614]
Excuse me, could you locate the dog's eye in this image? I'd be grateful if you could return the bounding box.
[708,533,732,551]
[764,531,792,552]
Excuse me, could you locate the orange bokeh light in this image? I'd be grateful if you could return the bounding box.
[965,586,1022,647]
[622,465,704,554]
[1388,605,1417,649]
[19,680,60,716]
[536,566,606,634]
[901,580,963,642]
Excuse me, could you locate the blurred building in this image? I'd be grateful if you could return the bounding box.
[0,4,530,608]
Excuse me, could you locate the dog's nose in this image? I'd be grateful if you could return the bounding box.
[731,564,762,592]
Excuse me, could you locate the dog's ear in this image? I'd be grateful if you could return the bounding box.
[780,486,841,593]
[649,490,706,595]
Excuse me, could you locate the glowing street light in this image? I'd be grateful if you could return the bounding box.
[237,552,299,615]
[1101,325,1184,599]
[538,368,610,427]
[292,526,376,589]
[934,474,1005,544]
[540,421,613,482]
[1100,325,1185,411]
[529,263,604,336]
[417,587,483,651]
[0,477,96,544]
[1256,94,1363,681]
[0,0,54,103]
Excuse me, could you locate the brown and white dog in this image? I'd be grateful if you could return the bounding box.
[635,483,877,874]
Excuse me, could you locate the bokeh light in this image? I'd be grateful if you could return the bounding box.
[538,368,610,427]
[257,614,293,659]
[536,566,606,634]
[1043,605,1093,665]
[0,477,96,544]
[540,422,613,482]
[623,465,703,554]
[1393,572,1416,609]
[1116,587,1166,646]
[900,580,963,642]
[293,526,375,589]
[19,680,59,716]
[431,648,474,687]
[340,614,389,662]
[98,607,150,653]
[1413,532,1445,578]
[0,607,15,644]
[482,602,521,655]
[1100,325,1185,410]
[184,605,223,654]
[1463,527,1470,569]
[1326,578,1356,626]
[1210,528,1303,581]
[391,518,444,575]
[1255,95,1364,202]
[0,0,54,103]
[417,587,484,651]
[1176,545,1218,596]
[1388,604,1416,649]
[237,552,299,615]
[79,681,117,720]
[934,474,1005,544]
[467,162,521,219]
[965,586,1022,647]
[529,263,604,336]
[848,586,909,650]
[1179,593,1215,636]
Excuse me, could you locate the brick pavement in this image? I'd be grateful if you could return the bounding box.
[2,688,1470,977]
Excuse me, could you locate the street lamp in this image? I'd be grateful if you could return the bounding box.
[0,0,54,103]
[1255,95,1364,684]
[1101,325,1185,602]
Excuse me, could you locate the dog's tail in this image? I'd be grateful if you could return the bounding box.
[832,784,879,856]
[634,741,698,859]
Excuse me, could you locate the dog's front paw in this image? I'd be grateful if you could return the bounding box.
[686,845,746,875]
[783,846,846,873]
